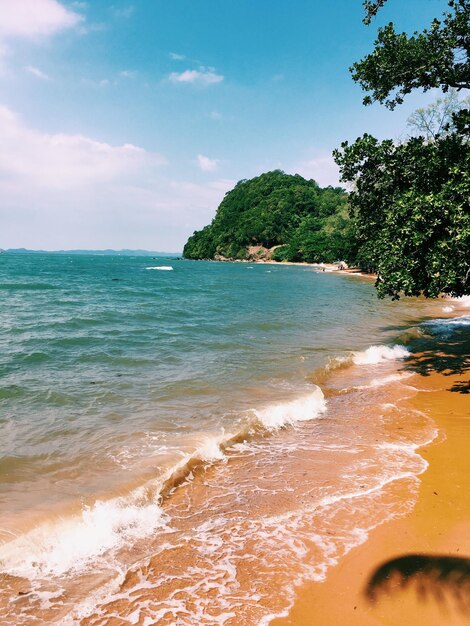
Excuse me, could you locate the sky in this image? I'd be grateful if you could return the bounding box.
[0,0,446,251]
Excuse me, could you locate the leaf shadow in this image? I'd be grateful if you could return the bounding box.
[380,321,470,393]
[365,553,470,613]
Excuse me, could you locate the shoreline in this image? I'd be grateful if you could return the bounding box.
[183,254,379,279]
[199,255,374,277]
[255,259,373,277]
[272,311,470,626]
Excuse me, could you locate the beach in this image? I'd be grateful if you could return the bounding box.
[273,309,470,626]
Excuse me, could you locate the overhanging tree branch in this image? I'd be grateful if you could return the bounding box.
[354,0,470,109]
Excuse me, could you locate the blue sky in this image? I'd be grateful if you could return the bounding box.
[0,0,446,250]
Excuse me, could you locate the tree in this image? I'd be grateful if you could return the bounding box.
[407,90,470,140]
[352,0,470,109]
[334,0,470,299]
[334,130,469,299]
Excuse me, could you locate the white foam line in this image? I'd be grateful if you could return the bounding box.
[343,371,415,392]
[253,387,326,430]
[0,388,328,583]
[0,496,168,578]
[352,344,410,365]
[0,430,236,581]
[315,470,423,510]
[423,314,470,337]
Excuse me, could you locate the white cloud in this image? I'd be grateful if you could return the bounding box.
[81,77,111,88]
[0,42,10,72]
[77,21,106,35]
[290,154,341,187]
[0,104,234,251]
[209,111,222,121]
[169,67,224,86]
[169,52,186,61]
[111,5,134,19]
[0,105,165,189]
[24,65,50,80]
[0,0,82,39]
[197,154,219,172]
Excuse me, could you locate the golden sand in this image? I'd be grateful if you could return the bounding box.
[272,347,470,626]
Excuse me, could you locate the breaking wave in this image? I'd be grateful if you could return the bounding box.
[423,315,470,337]
[352,344,410,365]
[0,387,326,582]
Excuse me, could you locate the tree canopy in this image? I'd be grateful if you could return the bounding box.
[183,171,354,263]
[334,0,470,299]
[352,0,470,109]
[334,128,469,299]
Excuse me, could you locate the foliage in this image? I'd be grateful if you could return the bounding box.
[271,204,358,263]
[352,0,470,109]
[334,0,470,298]
[183,170,352,263]
[334,130,469,298]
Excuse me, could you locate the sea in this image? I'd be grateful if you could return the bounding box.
[0,253,467,625]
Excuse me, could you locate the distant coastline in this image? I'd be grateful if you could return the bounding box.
[0,248,182,256]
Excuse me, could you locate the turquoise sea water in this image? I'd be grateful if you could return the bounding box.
[0,254,449,624]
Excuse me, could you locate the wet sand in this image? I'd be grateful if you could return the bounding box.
[273,328,470,626]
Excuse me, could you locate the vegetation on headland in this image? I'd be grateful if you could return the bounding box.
[183,170,356,264]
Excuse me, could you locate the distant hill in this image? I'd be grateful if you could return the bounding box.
[183,170,356,263]
[2,249,181,256]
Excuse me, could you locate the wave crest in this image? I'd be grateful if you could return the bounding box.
[352,344,410,365]
[253,387,326,430]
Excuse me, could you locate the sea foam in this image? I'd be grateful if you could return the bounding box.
[146,266,173,271]
[253,387,326,430]
[423,315,470,337]
[454,295,470,309]
[0,495,167,578]
[0,402,330,583]
[352,344,410,365]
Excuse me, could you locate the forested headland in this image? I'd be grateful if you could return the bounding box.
[183,171,356,264]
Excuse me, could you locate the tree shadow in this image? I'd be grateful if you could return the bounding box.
[403,325,470,393]
[450,380,470,394]
[379,321,470,393]
[365,554,470,613]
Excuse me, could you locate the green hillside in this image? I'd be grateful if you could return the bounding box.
[183,170,355,263]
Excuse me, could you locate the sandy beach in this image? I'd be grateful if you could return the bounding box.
[273,318,470,626]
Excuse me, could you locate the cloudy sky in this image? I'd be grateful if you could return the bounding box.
[0,0,443,251]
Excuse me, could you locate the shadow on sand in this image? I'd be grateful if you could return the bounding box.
[365,554,470,613]
[382,321,470,393]
[364,319,470,611]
